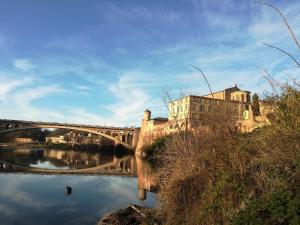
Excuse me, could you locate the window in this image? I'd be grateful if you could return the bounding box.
[200,105,205,112]
[247,94,251,102]
[191,103,195,111]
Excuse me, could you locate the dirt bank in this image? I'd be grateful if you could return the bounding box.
[97,204,160,225]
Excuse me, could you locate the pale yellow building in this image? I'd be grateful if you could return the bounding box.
[203,85,251,103]
[46,136,66,144]
[167,85,253,131]
[15,138,32,144]
[136,86,270,153]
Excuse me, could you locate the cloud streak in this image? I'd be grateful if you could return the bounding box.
[0,1,299,125]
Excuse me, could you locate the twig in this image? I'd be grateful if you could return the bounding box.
[263,42,300,68]
[129,204,147,217]
[257,1,300,51]
[191,64,214,98]
[261,69,279,96]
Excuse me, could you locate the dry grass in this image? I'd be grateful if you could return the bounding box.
[154,83,300,225]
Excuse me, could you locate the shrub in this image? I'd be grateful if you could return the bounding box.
[155,84,300,225]
[232,191,300,225]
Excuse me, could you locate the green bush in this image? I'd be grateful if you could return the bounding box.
[142,136,168,169]
[232,191,300,225]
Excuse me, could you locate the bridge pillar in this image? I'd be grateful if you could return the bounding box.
[124,133,128,144]
[132,128,140,149]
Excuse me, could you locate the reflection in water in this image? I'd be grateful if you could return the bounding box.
[0,147,159,225]
[136,156,158,200]
[0,148,118,170]
[0,174,156,225]
[0,147,158,201]
[65,185,72,197]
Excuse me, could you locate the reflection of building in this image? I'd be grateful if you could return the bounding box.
[15,138,32,143]
[136,156,158,200]
[137,86,270,151]
[46,136,66,144]
[41,149,138,171]
[63,131,115,145]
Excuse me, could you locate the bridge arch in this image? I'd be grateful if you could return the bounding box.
[0,125,133,149]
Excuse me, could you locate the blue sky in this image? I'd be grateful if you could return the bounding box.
[0,0,299,126]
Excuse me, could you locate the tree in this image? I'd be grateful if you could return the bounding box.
[252,93,260,117]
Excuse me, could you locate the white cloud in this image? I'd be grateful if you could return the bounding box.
[249,2,300,47]
[0,2,299,127]
[14,59,34,71]
[0,71,157,126]
[0,74,67,122]
[73,84,91,91]
[13,85,64,104]
[106,73,153,125]
[0,178,52,209]
[73,84,91,96]
[0,76,33,100]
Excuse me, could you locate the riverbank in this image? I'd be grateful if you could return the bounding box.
[97,204,160,225]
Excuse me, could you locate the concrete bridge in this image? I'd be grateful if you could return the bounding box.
[0,119,140,150]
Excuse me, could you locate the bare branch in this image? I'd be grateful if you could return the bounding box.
[258,2,300,51]
[261,69,279,96]
[191,64,214,98]
[263,42,300,68]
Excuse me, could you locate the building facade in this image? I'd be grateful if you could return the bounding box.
[136,86,270,153]
[15,138,32,144]
[46,136,66,144]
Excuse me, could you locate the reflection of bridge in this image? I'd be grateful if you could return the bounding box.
[0,119,140,149]
[0,156,135,175]
[0,155,158,200]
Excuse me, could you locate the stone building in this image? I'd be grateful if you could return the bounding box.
[46,135,66,144]
[136,86,270,153]
[15,138,32,144]
[203,85,251,102]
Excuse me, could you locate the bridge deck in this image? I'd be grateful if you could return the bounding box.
[0,119,136,130]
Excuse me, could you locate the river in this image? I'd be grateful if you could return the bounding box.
[0,147,157,225]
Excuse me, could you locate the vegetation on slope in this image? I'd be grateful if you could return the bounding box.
[147,83,300,225]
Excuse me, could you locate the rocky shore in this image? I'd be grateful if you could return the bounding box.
[97,204,160,225]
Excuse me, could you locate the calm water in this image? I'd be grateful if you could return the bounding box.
[0,148,157,225]
[0,148,130,170]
